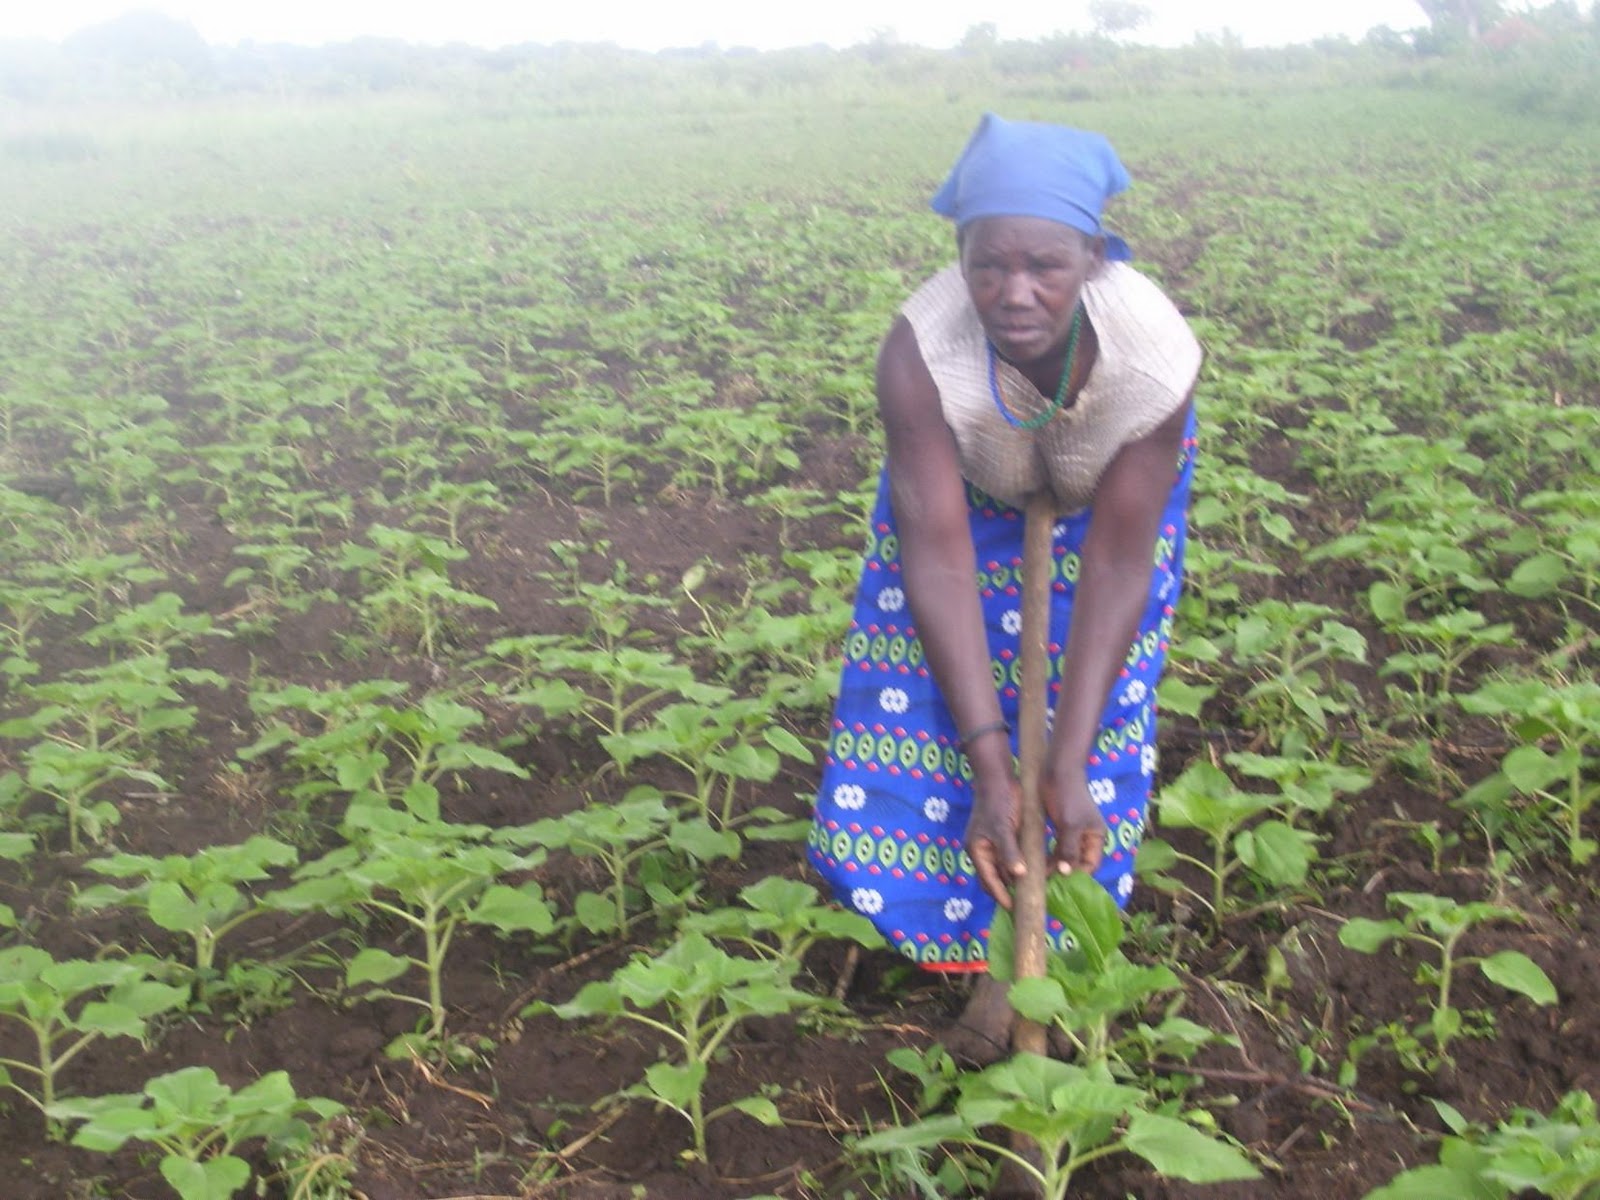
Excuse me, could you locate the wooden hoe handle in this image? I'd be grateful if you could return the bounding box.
[1010,490,1056,1058]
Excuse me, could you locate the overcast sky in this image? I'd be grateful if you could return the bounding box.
[3,1,1432,52]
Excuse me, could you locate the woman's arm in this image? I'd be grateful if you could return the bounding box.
[1042,394,1193,873]
[876,317,1029,906]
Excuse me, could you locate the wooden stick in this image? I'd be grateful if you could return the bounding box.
[1010,490,1057,1058]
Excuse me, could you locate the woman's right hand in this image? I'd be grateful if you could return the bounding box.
[966,760,1026,909]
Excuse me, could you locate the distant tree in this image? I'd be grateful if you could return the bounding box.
[63,9,214,80]
[1413,0,1504,40]
[958,22,999,55]
[1089,0,1151,38]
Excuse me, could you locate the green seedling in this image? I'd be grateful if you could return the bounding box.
[1225,598,1366,746]
[0,947,187,1117]
[1140,760,1321,924]
[858,1051,1258,1200]
[0,576,82,679]
[74,835,298,986]
[0,829,31,927]
[514,787,739,936]
[398,477,506,548]
[48,1066,343,1200]
[223,538,332,623]
[990,871,1223,1074]
[1191,461,1304,556]
[601,697,812,826]
[508,645,731,747]
[1497,485,1600,621]
[1366,1090,1600,1200]
[80,591,217,658]
[657,400,801,499]
[1338,891,1556,1059]
[271,808,552,1059]
[1376,608,1515,732]
[0,650,219,849]
[678,550,853,709]
[541,930,829,1162]
[683,875,881,965]
[1459,676,1600,865]
[243,683,527,823]
[361,566,497,659]
[35,549,165,623]
[1223,751,1371,827]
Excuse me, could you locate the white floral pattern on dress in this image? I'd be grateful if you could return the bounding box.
[832,783,867,811]
[851,888,884,915]
[877,586,905,612]
[1141,744,1158,776]
[879,687,909,714]
[1117,873,1135,900]
[1001,609,1022,635]
[923,797,950,822]
[943,897,973,921]
[1120,679,1148,706]
[1088,778,1117,806]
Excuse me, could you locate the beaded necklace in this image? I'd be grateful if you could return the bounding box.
[986,304,1083,431]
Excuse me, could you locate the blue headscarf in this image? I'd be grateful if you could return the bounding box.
[930,113,1133,261]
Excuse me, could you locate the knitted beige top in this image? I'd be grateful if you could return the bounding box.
[902,261,1201,513]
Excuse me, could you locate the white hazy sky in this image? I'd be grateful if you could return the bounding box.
[2,1,1432,52]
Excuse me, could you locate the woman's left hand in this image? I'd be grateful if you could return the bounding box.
[1041,763,1107,876]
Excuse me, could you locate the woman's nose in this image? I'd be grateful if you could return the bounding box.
[1000,270,1032,307]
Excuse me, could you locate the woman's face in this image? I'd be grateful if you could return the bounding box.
[959,216,1101,368]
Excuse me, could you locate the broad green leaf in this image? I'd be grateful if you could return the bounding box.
[1134,836,1179,873]
[729,1095,784,1126]
[1154,677,1215,718]
[762,725,812,762]
[160,1153,251,1200]
[1369,581,1407,625]
[1478,951,1557,1005]
[1501,745,1568,794]
[987,908,1015,983]
[469,885,554,933]
[1123,1112,1260,1181]
[667,819,741,862]
[1361,1163,1502,1199]
[1431,1004,1462,1045]
[854,1113,972,1153]
[641,1061,706,1111]
[1044,871,1120,972]
[76,1000,147,1039]
[1339,918,1405,953]
[401,779,441,821]
[549,979,622,1019]
[146,1066,232,1121]
[346,948,410,987]
[1505,552,1565,598]
[1428,1099,1472,1135]
[1235,820,1315,886]
[147,880,208,933]
[1008,976,1071,1025]
[574,890,618,934]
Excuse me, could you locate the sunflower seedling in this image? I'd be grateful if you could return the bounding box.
[1338,891,1556,1060]
[48,1066,343,1200]
[0,947,187,1118]
[539,930,830,1163]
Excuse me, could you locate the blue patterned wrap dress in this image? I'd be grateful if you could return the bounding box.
[807,407,1197,971]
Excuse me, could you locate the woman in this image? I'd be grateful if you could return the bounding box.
[807,114,1200,1058]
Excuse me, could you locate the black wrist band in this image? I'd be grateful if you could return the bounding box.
[958,719,1009,750]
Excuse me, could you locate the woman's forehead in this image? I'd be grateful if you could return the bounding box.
[961,215,1090,255]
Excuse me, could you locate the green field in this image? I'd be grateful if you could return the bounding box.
[2,37,1599,1200]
